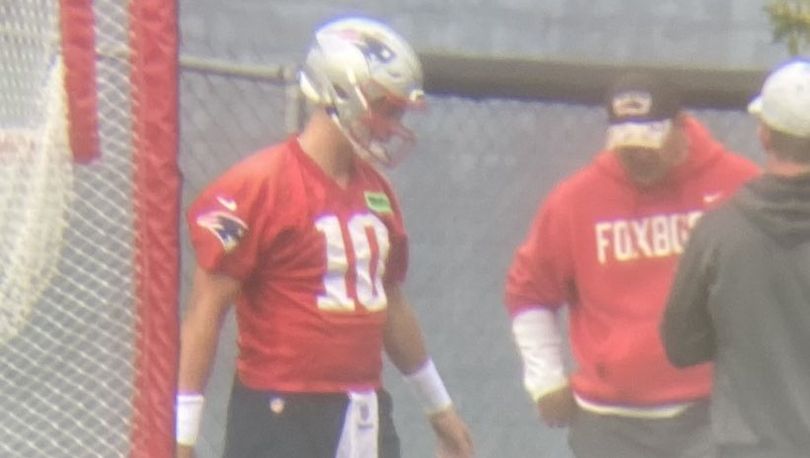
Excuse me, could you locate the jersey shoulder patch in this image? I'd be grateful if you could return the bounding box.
[195,211,248,252]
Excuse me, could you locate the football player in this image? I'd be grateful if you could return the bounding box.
[176,17,474,458]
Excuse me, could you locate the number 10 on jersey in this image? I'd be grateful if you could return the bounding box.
[315,213,390,312]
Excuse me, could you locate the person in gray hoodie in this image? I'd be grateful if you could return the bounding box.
[661,58,810,458]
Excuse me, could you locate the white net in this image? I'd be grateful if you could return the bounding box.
[1,1,153,456]
[0,59,73,345]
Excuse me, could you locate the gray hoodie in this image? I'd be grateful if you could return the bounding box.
[661,172,810,455]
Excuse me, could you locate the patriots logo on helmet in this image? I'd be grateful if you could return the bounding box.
[196,211,248,252]
[357,35,395,65]
[334,29,396,65]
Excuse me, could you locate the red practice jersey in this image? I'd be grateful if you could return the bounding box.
[188,137,408,393]
[505,116,759,406]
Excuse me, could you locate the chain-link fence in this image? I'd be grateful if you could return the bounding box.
[178,55,764,458]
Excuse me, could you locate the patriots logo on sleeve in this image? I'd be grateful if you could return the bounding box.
[196,211,248,252]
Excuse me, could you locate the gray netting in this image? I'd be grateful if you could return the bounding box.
[1,1,138,457]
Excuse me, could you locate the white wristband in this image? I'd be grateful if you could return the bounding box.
[404,359,453,415]
[176,393,204,446]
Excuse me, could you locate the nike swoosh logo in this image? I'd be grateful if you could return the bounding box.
[217,196,237,212]
[703,192,722,204]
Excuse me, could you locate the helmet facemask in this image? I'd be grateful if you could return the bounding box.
[338,78,424,167]
[299,17,425,168]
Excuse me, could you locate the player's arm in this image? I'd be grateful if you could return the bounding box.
[383,284,474,458]
[176,265,242,457]
[506,192,576,427]
[511,307,574,428]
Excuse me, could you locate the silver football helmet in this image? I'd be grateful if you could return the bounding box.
[299,17,425,167]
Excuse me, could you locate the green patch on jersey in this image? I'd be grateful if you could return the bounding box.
[365,191,392,214]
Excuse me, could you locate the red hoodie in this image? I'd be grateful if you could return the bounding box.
[505,116,759,406]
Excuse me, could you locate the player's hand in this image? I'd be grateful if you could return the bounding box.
[176,444,195,458]
[428,407,475,458]
[536,384,576,428]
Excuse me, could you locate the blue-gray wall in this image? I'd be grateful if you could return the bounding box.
[180,0,787,67]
